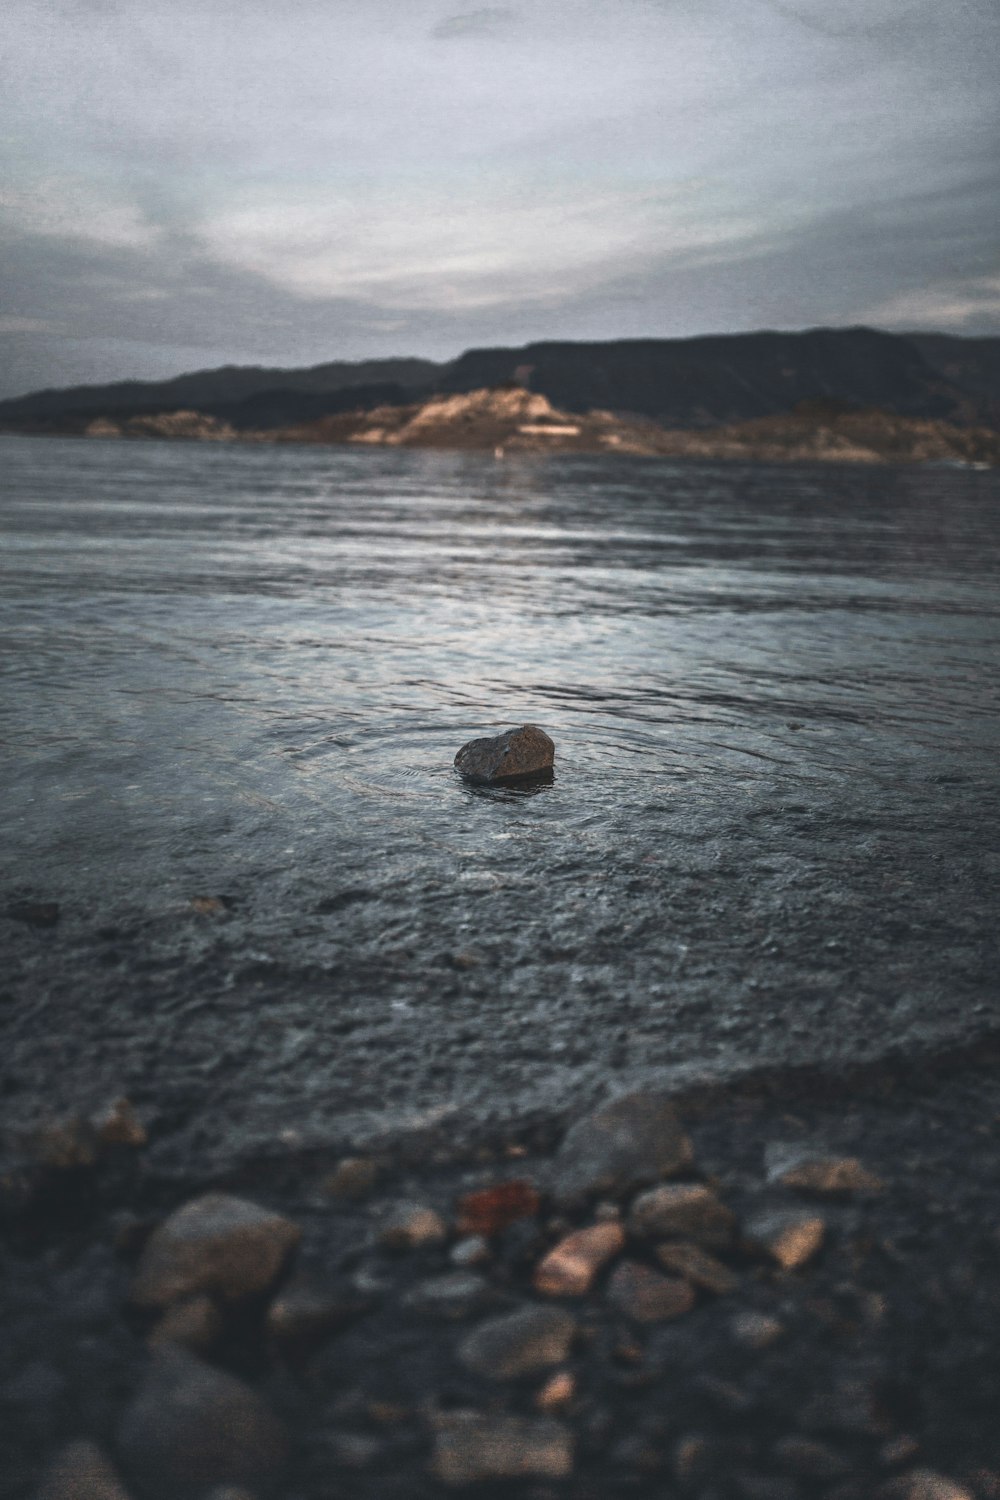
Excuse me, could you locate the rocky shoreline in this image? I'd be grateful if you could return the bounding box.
[6,1040,1000,1500]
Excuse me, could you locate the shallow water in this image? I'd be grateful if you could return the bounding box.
[2,436,999,1162]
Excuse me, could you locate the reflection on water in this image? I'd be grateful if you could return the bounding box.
[1,435,999,1148]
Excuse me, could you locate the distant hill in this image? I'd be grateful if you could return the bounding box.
[2,328,999,435]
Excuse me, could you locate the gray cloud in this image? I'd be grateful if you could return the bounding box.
[1,0,997,397]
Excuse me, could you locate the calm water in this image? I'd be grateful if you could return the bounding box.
[2,436,999,1158]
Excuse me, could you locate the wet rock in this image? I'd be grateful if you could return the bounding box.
[672,1434,713,1483]
[655,1240,739,1294]
[432,1411,573,1485]
[765,1143,884,1196]
[29,1117,99,1170]
[404,1270,491,1318]
[744,1208,825,1269]
[320,1156,379,1199]
[533,1221,625,1296]
[454,724,555,784]
[628,1182,736,1248]
[130,1193,301,1309]
[458,1304,576,1379]
[535,1370,576,1412]
[550,1092,693,1208]
[731,1309,785,1348]
[773,1435,851,1478]
[606,1260,696,1323]
[455,1180,540,1236]
[35,1440,132,1500]
[93,1097,146,1149]
[265,1274,363,1361]
[878,1472,973,1500]
[450,1234,491,1268]
[147,1293,222,1354]
[117,1347,287,1500]
[378,1200,448,1249]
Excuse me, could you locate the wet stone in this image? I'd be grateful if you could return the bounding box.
[404,1270,492,1318]
[450,1234,491,1268]
[455,1180,540,1236]
[535,1370,576,1412]
[765,1143,884,1196]
[458,1304,576,1379]
[454,724,555,784]
[117,1347,288,1500]
[130,1193,302,1309]
[655,1240,739,1294]
[550,1092,693,1208]
[34,1440,132,1500]
[533,1221,625,1296]
[628,1182,736,1248]
[265,1274,363,1361]
[773,1435,851,1478]
[378,1200,448,1250]
[731,1309,785,1348]
[879,1473,974,1500]
[93,1097,146,1149]
[606,1259,696,1323]
[744,1208,825,1270]
[432,1411,573,1486]
[147,1293,222,1354]
[320,1156,379,1199]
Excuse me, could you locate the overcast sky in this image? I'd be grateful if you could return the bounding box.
[1,0,998,397]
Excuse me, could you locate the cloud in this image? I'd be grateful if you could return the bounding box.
[431,7,519,40]
[858,276,1000,332]
[0,178,159,250]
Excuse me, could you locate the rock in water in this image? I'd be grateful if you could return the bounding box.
[454,725,554,784]
[129,1193,301,1309]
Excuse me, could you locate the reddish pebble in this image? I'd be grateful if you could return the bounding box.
[456,1181,540,1236]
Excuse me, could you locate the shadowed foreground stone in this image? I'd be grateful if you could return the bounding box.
[35,1440,132,1500]
[458,1304,576,1379]
[607,1260,696,1323]
[117,1347,287,1500]
[433,1412,573,1485]
[454,725,554,783]
[130,1193,301,1308]
[550,1091,693,1208]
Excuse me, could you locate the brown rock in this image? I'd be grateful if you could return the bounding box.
[765,1144,884,1195]
[628,1182,736,1248]
[535,1370,576,1412]
[744,1208,825,1270]
[378,1200,448,1249]
[94,1097,146,1149]
[130,1193,301,1309]
[265,1274,362,1361]
[454,724,554,783]
[731,1310,785,1348]
[455,1180,540,1236]
[655,1240,739,1294]
[458,1304,576,1379]
[879,1472,973,1500]
[35,1440,132,1500]
[551,1092,693,1208]
[117,1347,287,1500]
[432,1412,573,1485]
[534,1221,625,1296]
[320,1156,379,1198]
[607,1260,696,1323]
[147,1293,222,1354]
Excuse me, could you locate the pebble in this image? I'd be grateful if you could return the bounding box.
[93,1097,146,1149]
[147,1293,222,1354]
[744,1208,826,1270]
[773,1435,850,1478]
[731,1309,785,1348]
[533,1221,625,1296]
[606,1260,696,1323]
[432,1411,573,1485]
[880,1472,974,1500]
[550,1091,693,1208]
[130,1193,301,1309]
[458,1304,576,1379]
[34,1440,132,1500]
[655,1240,739,1294]
[455,1180,540,1236]
[117,1346,287,1500]
[628,1182,736,1248]
[377,1200,448,1250]
[534,1370,576,1412]
[453,724,555,784]
[450,1234,491,1267]
[403,1271,492,1318]
[765,1143,884,1195]
[265,1274,362,1360]
[320,1156,378,1198]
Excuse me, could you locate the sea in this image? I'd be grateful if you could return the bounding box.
[1,435,998,1159]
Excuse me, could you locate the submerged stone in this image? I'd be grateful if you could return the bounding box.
[454,724,554,784]
[550,1091,693,1208]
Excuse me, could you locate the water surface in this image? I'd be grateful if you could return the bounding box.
[2,436,998,1161]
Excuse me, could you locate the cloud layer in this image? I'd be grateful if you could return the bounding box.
[1,0,997,396]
